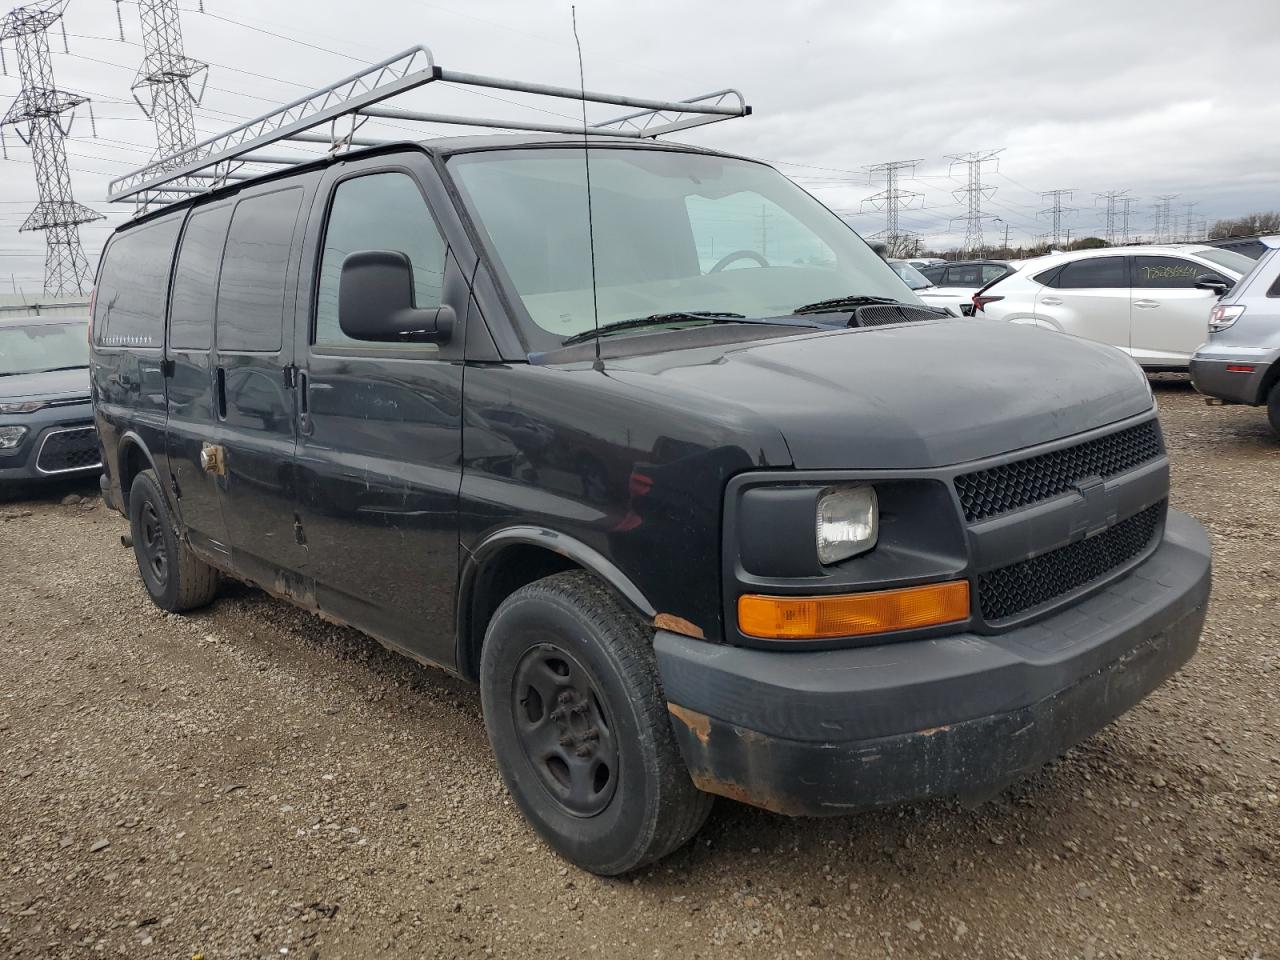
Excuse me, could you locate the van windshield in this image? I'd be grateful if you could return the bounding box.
[448,147,915,347]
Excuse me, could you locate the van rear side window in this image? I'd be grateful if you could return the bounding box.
[170,204,233,350]
[95,215,183,347]
[216,187,304,352]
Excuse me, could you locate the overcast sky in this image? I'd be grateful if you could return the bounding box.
[1,0,1277,294]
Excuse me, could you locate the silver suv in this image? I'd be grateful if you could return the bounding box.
[1190,238,1280,437]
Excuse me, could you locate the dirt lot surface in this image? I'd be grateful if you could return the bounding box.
[1,380,1277,960]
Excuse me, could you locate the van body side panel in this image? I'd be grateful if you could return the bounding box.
[164,201,234,559]
[212,182,312,585]
[458,363,769,644]
[91,214,185,506]
[291,155,472,666]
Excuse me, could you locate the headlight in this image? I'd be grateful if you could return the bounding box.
[0,400,48,415]
[816,485,878,564]
[0,425,29,450]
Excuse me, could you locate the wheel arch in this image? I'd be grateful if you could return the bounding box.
[116,431,164,506]
[455,526,657,682]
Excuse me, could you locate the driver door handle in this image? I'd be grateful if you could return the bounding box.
[1134,299,1160,309]
[1040,296,1062,306]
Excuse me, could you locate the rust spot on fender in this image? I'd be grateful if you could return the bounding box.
[654,613,704,639]
[667,703,711,744]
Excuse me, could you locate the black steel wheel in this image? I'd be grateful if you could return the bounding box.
[512,642,619,817]
[128,469,219,613]
[138,499,169,588]
[480,571,713,875]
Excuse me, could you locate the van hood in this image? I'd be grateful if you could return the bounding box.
[604,319,1153,470]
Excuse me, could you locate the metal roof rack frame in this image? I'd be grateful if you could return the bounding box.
[106,45,750,211]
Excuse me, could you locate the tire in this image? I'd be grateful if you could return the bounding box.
[128,469,219,613]
[480,571,713,875]
[1268,381,1280,439]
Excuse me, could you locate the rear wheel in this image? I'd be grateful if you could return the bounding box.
[128,469,219,612]
[480,571,713,875]
[1268,381,1280,439]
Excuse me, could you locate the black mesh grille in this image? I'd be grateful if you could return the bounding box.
[955,420,1163,523]
[852,304,951,327]
[37,426,100,473]
[977,500,1165,622]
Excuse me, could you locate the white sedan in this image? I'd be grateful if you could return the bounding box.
[974,245,1253,369]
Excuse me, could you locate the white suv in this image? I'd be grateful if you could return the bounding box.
[975,245,1254,369]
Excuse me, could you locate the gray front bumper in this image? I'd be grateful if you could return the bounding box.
[657,509,1210,815]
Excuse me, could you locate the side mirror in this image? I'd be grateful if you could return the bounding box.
[339,250,454,344]
[1193,274,1231,297]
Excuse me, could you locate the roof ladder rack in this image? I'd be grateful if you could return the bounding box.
[107,45,750,210]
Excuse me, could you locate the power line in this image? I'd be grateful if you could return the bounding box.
[0,1,102,296]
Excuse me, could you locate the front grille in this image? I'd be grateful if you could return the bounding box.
[36,425,101,474]
[976,500,1165,622]
[955,420,1163,523]
[852,303,951,327]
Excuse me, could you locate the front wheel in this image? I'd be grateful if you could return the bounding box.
[480,571,713,875]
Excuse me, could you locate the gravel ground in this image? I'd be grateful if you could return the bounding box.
[1,379,1277,960]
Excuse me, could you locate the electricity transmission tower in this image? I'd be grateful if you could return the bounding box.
[0,1,102,296]
[116,0,208,166]
[862,159,922,256]
[1095,190,1129,246]
[1152,195,1178,244]
[1119,195,1139,244]
[947,148,1003,255]
[1039,189,1076,249]
[1181,200,1199,242]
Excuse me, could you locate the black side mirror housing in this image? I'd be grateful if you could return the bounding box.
[1193,274,1231,297]
[338,250,454,344]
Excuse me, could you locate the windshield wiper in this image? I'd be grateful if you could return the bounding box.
[37,364,90,373]
[561,311,749,346]
[790,295,908,316]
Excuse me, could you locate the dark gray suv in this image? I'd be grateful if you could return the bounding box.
[0,316,100,485]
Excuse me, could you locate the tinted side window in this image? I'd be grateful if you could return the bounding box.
[946,265,982,286]
[1133,256,1213,289]
[216,187,304,352]
[919,265,944,283]
[1034,265,1064,287]
[1056,257,1126,289]
[95,215,183,347]
[169,204,232,350]
[315,172,446,352]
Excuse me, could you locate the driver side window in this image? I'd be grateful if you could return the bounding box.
[685,192,836,273]
[314,171,446,352]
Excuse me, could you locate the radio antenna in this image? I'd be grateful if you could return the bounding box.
[571,5,603,370]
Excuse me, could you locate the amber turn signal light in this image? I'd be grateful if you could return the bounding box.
[738,580,970,640]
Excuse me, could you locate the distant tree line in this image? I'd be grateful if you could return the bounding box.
[1208,211,1280,239]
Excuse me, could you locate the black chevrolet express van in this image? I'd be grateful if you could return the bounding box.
[91,135,1211,875]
